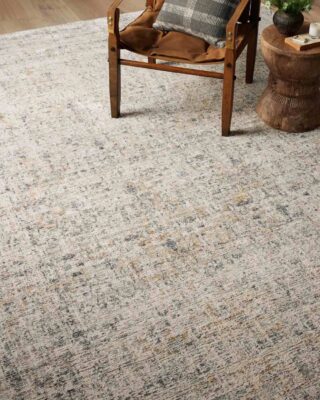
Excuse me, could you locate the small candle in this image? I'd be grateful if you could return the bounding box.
[309,22,320,38]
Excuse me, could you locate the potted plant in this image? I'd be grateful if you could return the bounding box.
[266,0,312,36]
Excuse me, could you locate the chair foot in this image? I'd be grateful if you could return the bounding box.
[111,108,120,118]
[221,97,233,136]
[109,52,121,119]
[222,128,231,137]
[221,51,235,137]
[245,73,254,85]
[246,69,254,84]
[109,70,121,118]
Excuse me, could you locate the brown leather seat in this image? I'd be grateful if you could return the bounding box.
[119,0,228,64]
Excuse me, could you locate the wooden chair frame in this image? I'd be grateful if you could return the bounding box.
[108,0,261,136]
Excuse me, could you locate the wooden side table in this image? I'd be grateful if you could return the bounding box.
[257,25,320,132]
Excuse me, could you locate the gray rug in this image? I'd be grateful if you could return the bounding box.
[0,10,319,400]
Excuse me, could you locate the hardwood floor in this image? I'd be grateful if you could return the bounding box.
[0,0,144,34]
[0,0,319,34]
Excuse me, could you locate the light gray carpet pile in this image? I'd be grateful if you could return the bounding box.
[0,9,319,400]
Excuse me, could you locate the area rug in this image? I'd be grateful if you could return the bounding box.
[0,9,319,400]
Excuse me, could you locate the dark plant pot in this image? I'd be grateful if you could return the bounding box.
[273,10,304,36]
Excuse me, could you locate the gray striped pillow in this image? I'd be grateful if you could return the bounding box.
[153,0,240,47]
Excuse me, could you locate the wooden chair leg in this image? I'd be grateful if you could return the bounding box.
[109,46,121,118]
[222,50,236,136]
[108,9,121,118]
[148,57,156,64]
[246,25,258,84]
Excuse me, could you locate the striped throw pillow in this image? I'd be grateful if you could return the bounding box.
[153,0,240,47]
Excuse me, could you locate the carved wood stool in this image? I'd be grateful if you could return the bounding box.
[257,25,320,133]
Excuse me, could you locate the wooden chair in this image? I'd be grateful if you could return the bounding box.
[108,0,261,136]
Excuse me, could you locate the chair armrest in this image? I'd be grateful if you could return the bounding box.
[108,0,152,35]
[107,0,125,34]
[226,0,251,49]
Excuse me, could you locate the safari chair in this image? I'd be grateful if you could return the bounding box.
[107,0,261,136]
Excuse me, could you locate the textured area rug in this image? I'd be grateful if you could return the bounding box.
[0,9,319,400]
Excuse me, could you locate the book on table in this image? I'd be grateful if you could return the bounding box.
[285,34,320,51]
